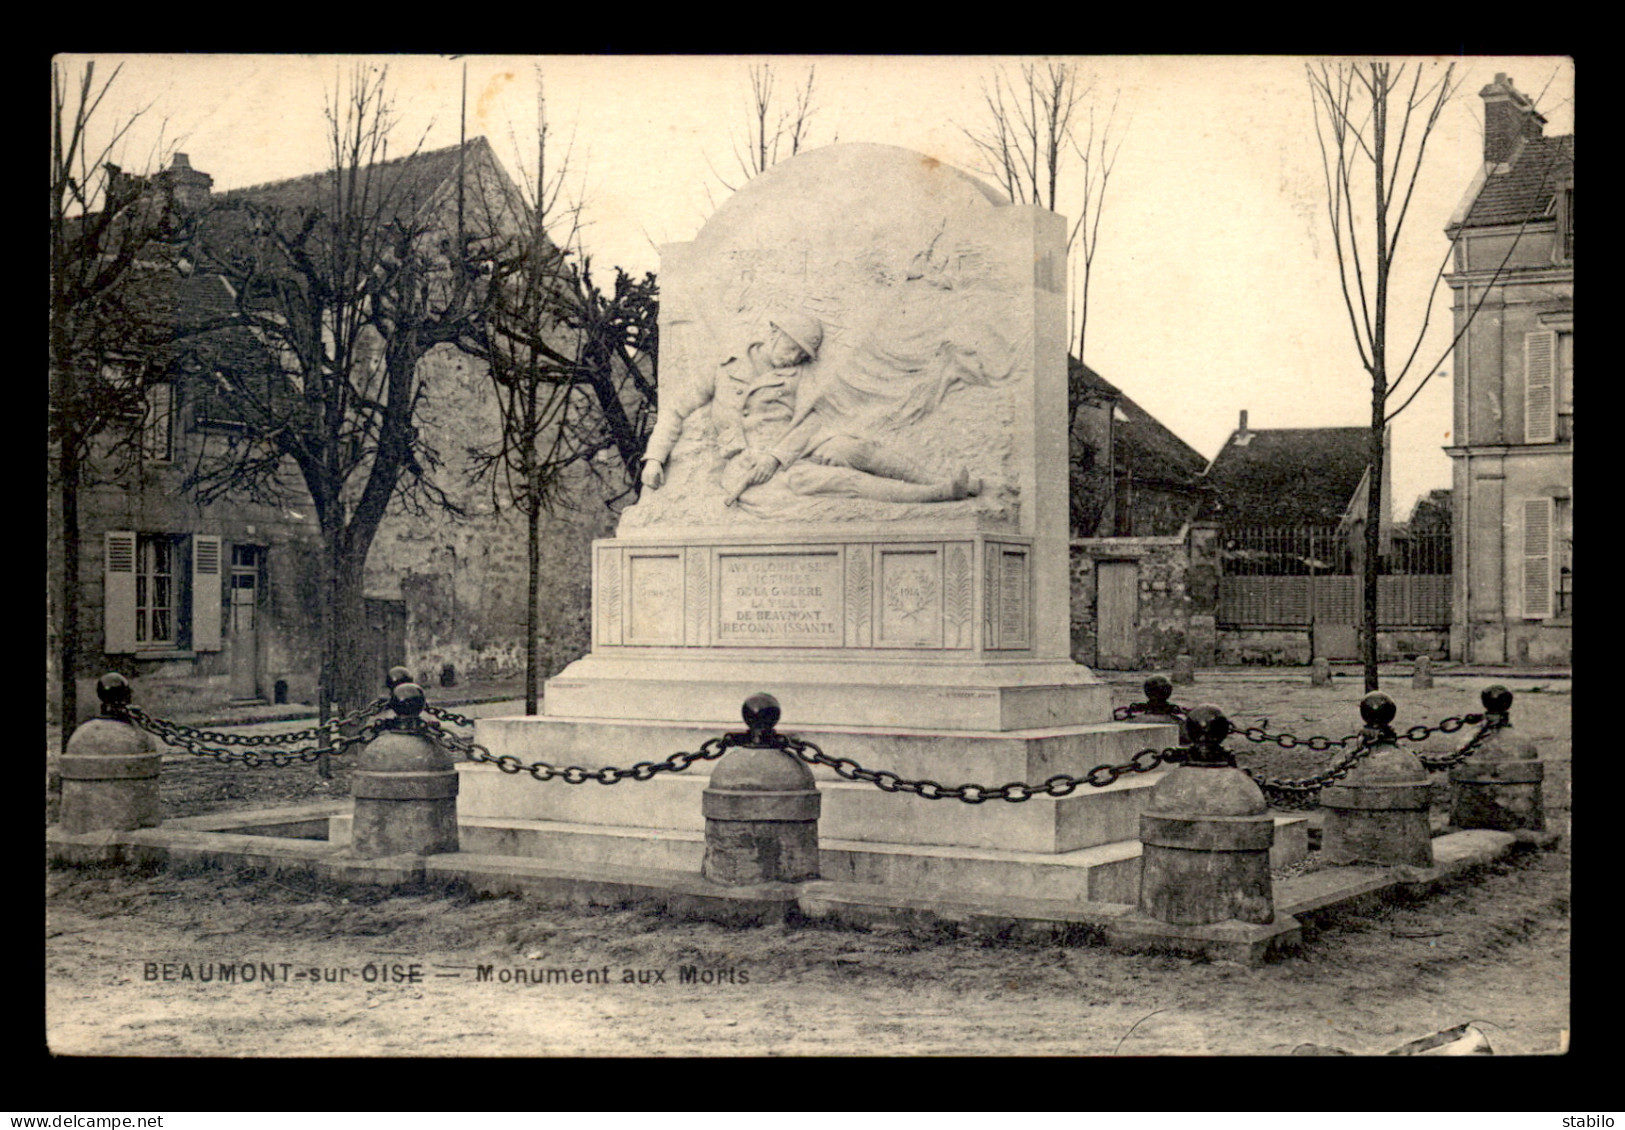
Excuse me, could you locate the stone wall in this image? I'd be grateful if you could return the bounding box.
[1217,627,1449,666]
[1071,525,1218,670]
[365,344,620,687]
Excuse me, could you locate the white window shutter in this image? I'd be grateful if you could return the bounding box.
[104,531,138,653]
[1524,331,1556,443]
[192,535,223,651]
[1522,498,1554,620]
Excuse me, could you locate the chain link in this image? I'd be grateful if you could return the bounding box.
[121,703,384,767]
[431,725,743,782]
[1414,717,1505,772]
[1236,712,1486,752]
[1242,732,1379,805]
[115,696,387,750]
[1113,702,1188,722]
[1243,714,1505,805]
[423,703,477,729]
[784,736,1179,803]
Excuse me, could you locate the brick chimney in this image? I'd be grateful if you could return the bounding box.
[160,152,213,213]
[1235,409,1252,446]
[1480,73,1546,166]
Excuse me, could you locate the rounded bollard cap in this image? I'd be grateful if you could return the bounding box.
[1184,704,1235,767]
[386,666,413,689]
[742,693,782,747]
[391,682,427,717]
[96,672,132,712]
[1185,704,1230,744]
[1481,684,1513,717]
[1360,691,1398,729]
[1143,675,1173,704]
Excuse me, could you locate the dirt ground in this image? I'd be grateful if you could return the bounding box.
[44,677,1572,1057]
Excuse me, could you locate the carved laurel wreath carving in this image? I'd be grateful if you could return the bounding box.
[885,567,937,622]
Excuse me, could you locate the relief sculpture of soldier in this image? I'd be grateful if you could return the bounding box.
[641,312,984,508]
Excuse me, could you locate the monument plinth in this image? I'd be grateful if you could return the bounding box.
[546,143,1101,731]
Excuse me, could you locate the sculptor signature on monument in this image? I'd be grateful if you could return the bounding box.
[640,312,982,507]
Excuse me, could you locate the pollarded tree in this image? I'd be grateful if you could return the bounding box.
[180,66,508,713]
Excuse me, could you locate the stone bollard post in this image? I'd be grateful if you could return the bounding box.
[1311,657,1332,687]
[1137,706,1276,926]
[350,683,459,858]
[702,695,821,886]
[1171,654,1197,685]
[1321,693,1433,867]
[1412,654,1434,690]
[59,674,163,835]
[1450,686,1543,831]
[1127,675,1190,746]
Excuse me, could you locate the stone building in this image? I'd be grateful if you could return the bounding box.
[1444,73,1573,664]
[1068,357,1209,538]
[48,141,617,720]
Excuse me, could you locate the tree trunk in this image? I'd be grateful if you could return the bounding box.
[1364,417,1383,693]
[526,496,540,715]
[330,545,375,712]
[58,430,80,745]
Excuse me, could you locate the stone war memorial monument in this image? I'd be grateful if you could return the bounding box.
[460,144,1200,902]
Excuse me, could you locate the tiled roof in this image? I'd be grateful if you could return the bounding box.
[1069,357,1208,490]
[222,136,493,213]
[1202,426,1371,524]
[1460,134,1573,229]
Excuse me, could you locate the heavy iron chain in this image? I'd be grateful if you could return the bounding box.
[1236,726,1360,752]
[1414,716,1506,772]
[782,735,1179,802]
[120,703,385,767]
[423,703,477,729]
[1112,702,1188,722]
[1235,712,1487,752]
[1241,731,1380,804]
[114,696,388,749]
[429,725,745,783]
[1242,715,1505,806]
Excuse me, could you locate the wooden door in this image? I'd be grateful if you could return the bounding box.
[228,545,261,700]
[1096,560,1139,670]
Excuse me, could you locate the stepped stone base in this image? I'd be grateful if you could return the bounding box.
[542,655,1111,731]
[462,715,1183,853]
[327,812,1305,904]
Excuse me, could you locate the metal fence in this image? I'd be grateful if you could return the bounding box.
[1219,524,1452,629]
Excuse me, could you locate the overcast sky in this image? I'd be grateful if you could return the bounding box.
[59,53,1574,517]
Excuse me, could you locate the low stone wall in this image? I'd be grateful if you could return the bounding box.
[1216,628,1449,666]
[1071,530,1217,670]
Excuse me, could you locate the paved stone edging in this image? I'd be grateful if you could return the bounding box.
[44,804,1558,965]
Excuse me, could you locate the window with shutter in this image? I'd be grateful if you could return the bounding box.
[1524,331,1556,443]
[192,534,223,651]
[1522,498,1554,619]
[104,531,138,653]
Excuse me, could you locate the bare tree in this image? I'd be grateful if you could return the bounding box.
[962,60,1125,540]
[49,59,186,739]
[706,62,822,198]
[466,69,659,712]
[961,60,1124,386]
[1307,60,1563,690]
[181,65,494,714]
[470,73,593,714]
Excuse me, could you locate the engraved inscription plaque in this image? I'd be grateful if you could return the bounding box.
[715,552,844,647]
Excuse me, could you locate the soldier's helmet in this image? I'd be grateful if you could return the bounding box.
[769,312,823,360]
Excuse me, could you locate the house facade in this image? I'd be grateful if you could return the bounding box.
[48,142,615,720]
[1068,357,1208,539]
[1444,74,1573,665]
